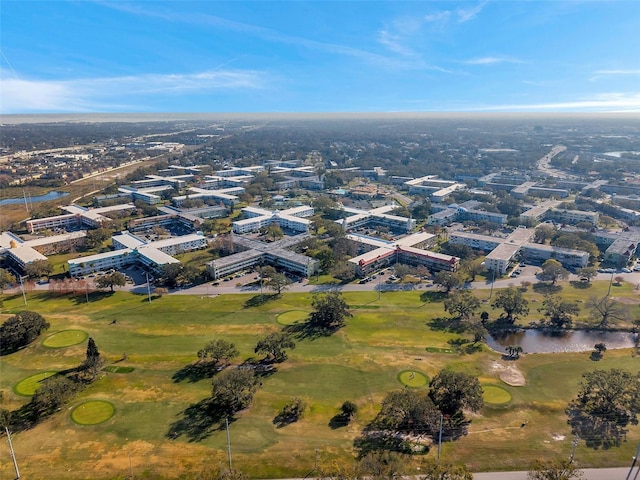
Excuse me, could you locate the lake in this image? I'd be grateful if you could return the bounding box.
[487,329,637,354]
[0,191,69,206]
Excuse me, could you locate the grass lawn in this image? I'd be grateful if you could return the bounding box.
[1,281,640,479]
[71,400,115,425]
[13,371,58,396]
[42,329,88,348]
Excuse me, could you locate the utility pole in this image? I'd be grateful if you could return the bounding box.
[5,426,21,480]
[128,450,133,479]
[18,275,27,307]
[85,282,89,304]
[626,443,640,480]
[488,269,496,300]
[314,448,319,471]
[569,436,579,463]
[145,272,152,304]
[226,417,232,471]
[437,413,443,464]
[378,274,381,301]
[607,271,615,297]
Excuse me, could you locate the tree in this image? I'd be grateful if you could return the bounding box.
[576,267,598,283]
[527,458,583,480]
[428,370,483,418]
[566,369,640,449]
[460,258,486,282]
[254,332,295,363]
[0,268,16,291]
[419,459,473,480]
[492,287,529,324]
[197,339,238,366]
[265,272,292,295]
[541,295,580,329]
[264,223,284,242]
[340,401,358,421]
[358,451,405,480]
[539,259,569,285]
[433,271,464,293]
[211,368,262,412]
[372,389,440,436]
[506,345,523,359]
[82,337,104,376]
[95,272,126,292]
[534,224,556,244]
[592,342,607,360]
[0,310,50,355]
[308,291,352,331]
[587,296,628,328]
[85,227,112,249]
[443,290,481,320]
[480,311,490,325]
[31,375,81,418]
[24,259,53,279]
[277,397,306,423]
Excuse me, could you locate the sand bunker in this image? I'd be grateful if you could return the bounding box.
[491,361,526,386]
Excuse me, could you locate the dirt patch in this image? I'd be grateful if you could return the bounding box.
[491,361,526,386]
[611,296,640,305]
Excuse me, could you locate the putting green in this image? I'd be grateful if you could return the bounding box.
[397,370,429,388]
[276,310,309,326]
[482,385,512,405]
[14,371,58,396]
[43,329,88,348]
[71,400,115,425]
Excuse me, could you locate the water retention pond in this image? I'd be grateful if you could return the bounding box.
[486,329,637,354]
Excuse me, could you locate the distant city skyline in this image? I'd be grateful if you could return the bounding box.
[1,1,639,114]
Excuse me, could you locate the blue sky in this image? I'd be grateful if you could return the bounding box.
[1,1,639,114]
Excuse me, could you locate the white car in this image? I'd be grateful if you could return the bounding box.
[621,268,632,273]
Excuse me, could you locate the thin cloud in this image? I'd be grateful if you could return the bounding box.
[464,56,523,65]
[425,2,487,24]
[590,69,640,82]
[378,29,416,57]
[456,2,487,23]
[0,69,264,113]
[102,2,445,72]
[424,11,452,23]
[594,69,640,75]
[467,92,640,112]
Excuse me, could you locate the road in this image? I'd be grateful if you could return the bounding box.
[166,269,640,297]
[473,467,633,479]
[278,467,635,480]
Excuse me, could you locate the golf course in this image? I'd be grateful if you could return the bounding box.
[1,280,639,479]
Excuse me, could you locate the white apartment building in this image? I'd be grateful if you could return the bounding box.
[232,205,314,234]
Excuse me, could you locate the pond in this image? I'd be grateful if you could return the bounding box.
[0,191,69,206]
[487,329,637,354]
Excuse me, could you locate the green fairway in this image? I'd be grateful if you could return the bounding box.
[1,284,639,479]
[42,329,88,348]
[276,310,309,325]
[71,400,115,425]
[14,371,58,396]
[397,370,429,388]
[482,385,512,405]
[103,365,135,373]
